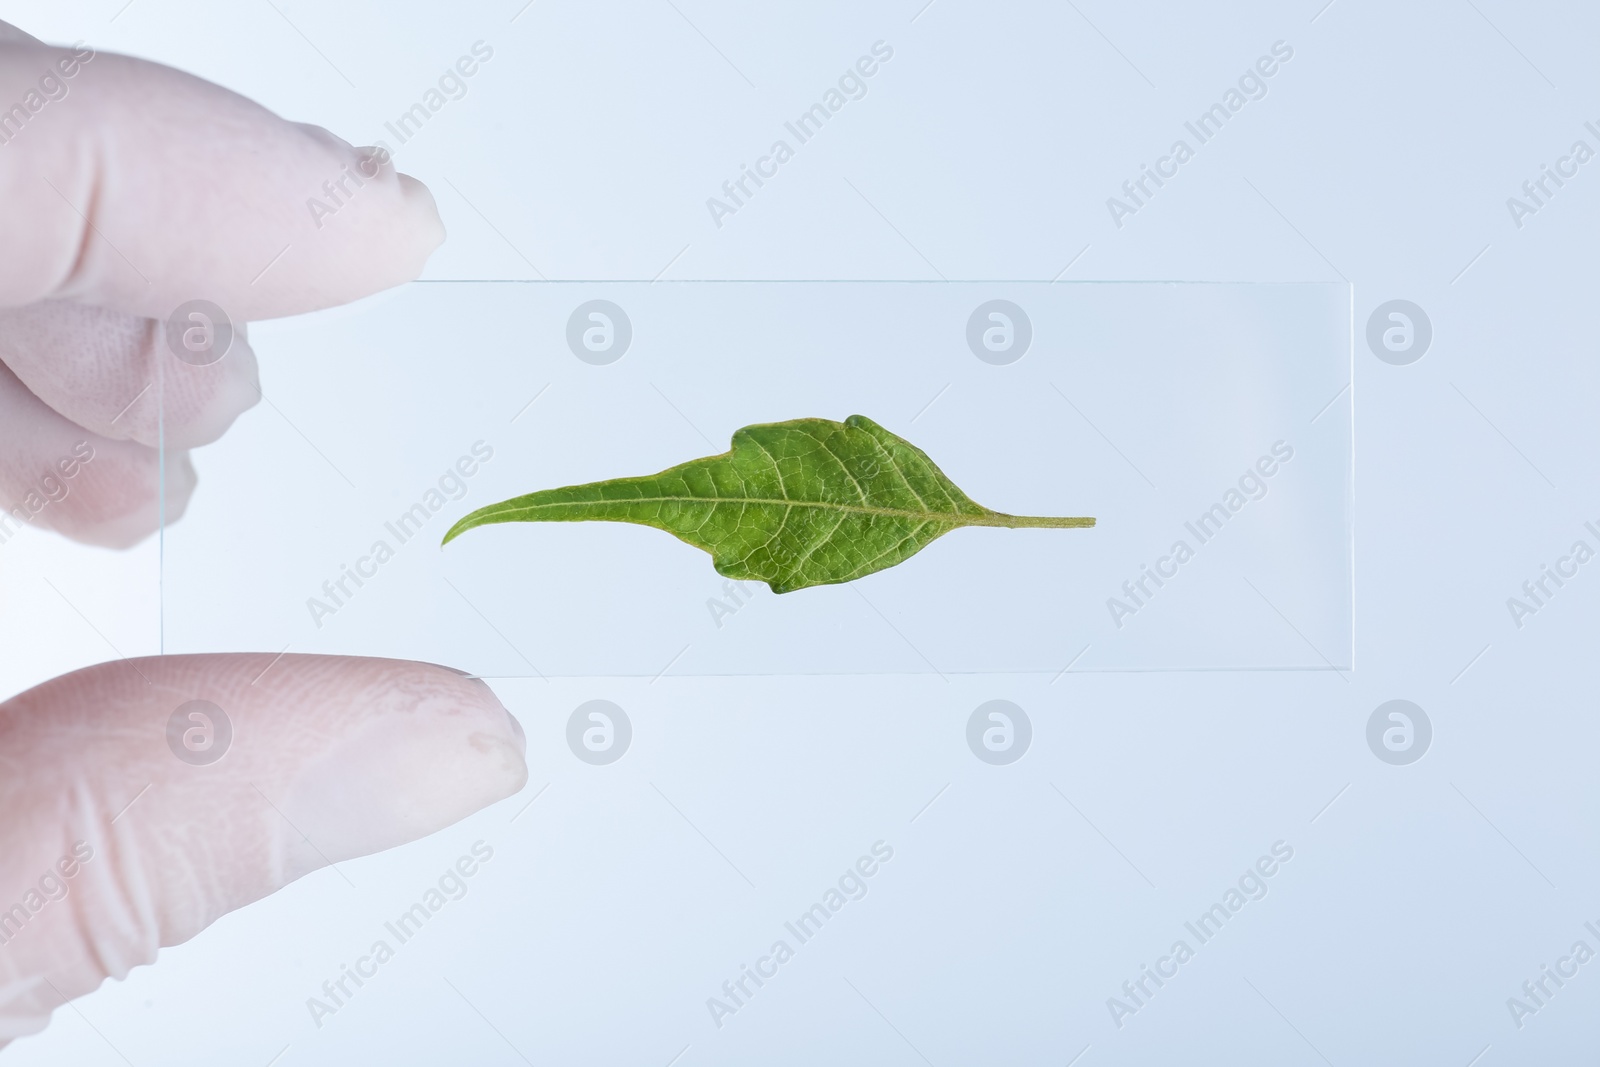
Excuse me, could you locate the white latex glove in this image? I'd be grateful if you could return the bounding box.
[0,21,528,1045]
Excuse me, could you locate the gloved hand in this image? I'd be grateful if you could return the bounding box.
[0,20,527,1046]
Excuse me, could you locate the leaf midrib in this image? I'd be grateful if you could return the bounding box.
[477,494,983,526]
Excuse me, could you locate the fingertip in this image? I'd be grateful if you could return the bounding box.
[33,441,196,549]
[293,126,445,273]
[0,301,264,451]
[397,171,447,254]
[0,653,530,1028]
[0,56,451,317]
[275,659,528,869]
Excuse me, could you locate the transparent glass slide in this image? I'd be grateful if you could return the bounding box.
[161,282,1352,676]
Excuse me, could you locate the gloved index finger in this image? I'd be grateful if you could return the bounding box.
[0,32,444,323]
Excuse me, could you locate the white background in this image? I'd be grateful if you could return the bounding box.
[1,1,1597,1064]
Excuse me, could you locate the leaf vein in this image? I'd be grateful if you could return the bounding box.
[786,509,852,580]
[858,425,931,512]
[805,426,870,505]
[841,519,938,582]
[482,496,993,525]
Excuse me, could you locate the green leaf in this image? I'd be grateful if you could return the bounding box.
[442,415,1095,593]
